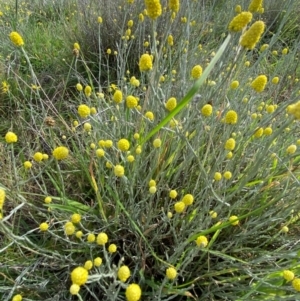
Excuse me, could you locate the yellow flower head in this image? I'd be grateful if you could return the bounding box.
[9,31,24,46]
[126,95,138,108]
[201,104,213,117]
[167,34,174,46]
[182,194,194,206]
[228,12,253,32]
[225,138,236,150]
[118,265,131,282]
[292,278,300,291]
[169,190,177,199]
[33,152,43,162]
[70,284,80,295]
[251,75,267,92]
[24,161,32,169]
[248,0,263,12]
[73,42,80,50]
[94,257,102,267]
[166,267,177,280]
[153,138,161,148]
[165,97,177,111]
[12,295,23,301]
[71,266,88,286]
[126,283,142,301]
[0,189,6,209]
[52,146,69,160]
[224,171,232,180]
[287,144,297,154]
[96,232,108,245]
[84,85,92,97]
[76,83,83,91]
[39,222,49,231]
[191,65,202,79]
[114,165,125,177]
[144,0,162,20]
[64,221,75,235]
[214,172,222,181]
[235,5,242,13]
[108,243,117,253]
[283,270,294,282]
[287,101,300,120]
[145,111,154,120]
[196,235,208,247]
[5,131,18,143]
[71,213,81,224]
[78,104,91,118]
[229,215,239,226]
[254,127,263,138]
[139,53,152,72]
[87,233,96,242]
[224,110,238,124]
[113,90,123,103]
[174,201,185,213]
[117,139,130,151]
[230,80,239,89]
[169,0,180,13]
[240,21,265,50]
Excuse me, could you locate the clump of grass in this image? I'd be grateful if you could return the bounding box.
[1,0,300,301]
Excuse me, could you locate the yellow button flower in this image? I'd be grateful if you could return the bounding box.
[118,265,131,282]
[52,146,69,160]
[139,53,152,72]
[125,283,142,301]
[5,131,18,143]
[9,31,24,46]
[71,266,88,286]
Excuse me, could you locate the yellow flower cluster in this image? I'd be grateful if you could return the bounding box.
[139,53,152,71]
[191,65,202,79]
[229,215,239,225]
[287,101,300,120]
[167,34,173,46]
[12,295,22,301]
[78,104,91,118]
[96,232,108,245]
[240,21,265,50]
[126,283,142,301]
[52,146,69,160]
[201,104,213,117]
[230,80,239,89]
[224,110,238,124]
[251,75,267,92]
[118,139,130,152]
[165,97,177,111]
[292,278,300,291]
[71,266,88,286]
[283,270,294,281]
[225,138,236,151]
[113,90,123,103]
[166,267,177,280]
[5,131,18,143]
[118,265,131,282]
[144,0,162,20]
[169,0,180,13]
[0,189,6,219]
[228,12,252,32]
[248,0,263,12]
[196,235,208,247]
[9,31,24,46]
[126,95,138,108]
[114,165,125,177]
